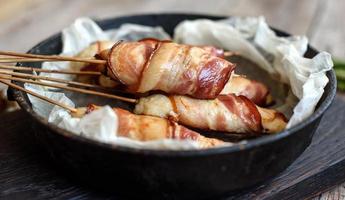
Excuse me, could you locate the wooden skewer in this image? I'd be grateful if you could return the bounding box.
[0,56,96,60]
[0,56,41,62]
[0,65,102,75]
[0,70,108,90]
[0,58,67,63]
[0,79,77,112]
[0,59,49,63]
[0,50,238,63]
[0,50,107,64]
[0,56,98,63]
[0,75,137,104]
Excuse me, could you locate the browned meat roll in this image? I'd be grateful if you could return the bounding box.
[134,94,287,135]
[73,105,224,148]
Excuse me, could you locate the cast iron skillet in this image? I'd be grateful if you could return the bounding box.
[9,13,336,199]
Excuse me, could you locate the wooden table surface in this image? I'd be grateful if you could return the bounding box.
[0,0,344,199]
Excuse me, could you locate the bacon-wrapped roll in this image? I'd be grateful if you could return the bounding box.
[99,38,236,99]
[222,75,273,106]
[134,94,287,135]
[197,45,272,106]
[73,105,224,148]
[76,40,272,105]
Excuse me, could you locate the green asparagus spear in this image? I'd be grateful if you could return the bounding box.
[333,59,345,91]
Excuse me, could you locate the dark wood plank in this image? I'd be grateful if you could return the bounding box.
[227,96,345,200]
[308,0,345,198]
[0,96,344,199]
[0,111,113,199]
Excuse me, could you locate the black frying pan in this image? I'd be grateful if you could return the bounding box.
[8,13,336,199]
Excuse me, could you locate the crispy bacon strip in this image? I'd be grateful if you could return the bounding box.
[73,105,224,148]
[222,75,273,106]
[76,40,273,105]
[99,38,235,99]
[199,45,272,106]
[76,40,272,105]
[134,94,287,135]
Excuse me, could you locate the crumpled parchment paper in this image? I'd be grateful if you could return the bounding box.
[174,16,333,127]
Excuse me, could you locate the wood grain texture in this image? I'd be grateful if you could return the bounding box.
[229,96,345,200]
[309,0,345,198]
[0,111,109,199]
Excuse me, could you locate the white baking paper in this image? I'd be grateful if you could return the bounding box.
[174,16,333,127]
[39,17,171,82]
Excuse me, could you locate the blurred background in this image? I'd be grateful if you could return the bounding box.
[0,0,343,57]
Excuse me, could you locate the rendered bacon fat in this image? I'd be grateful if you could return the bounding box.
[99,38,236,99]
[73,105,224,148]
[134,94,287,135]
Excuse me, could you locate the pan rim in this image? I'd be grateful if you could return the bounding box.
[10,13,337,157]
